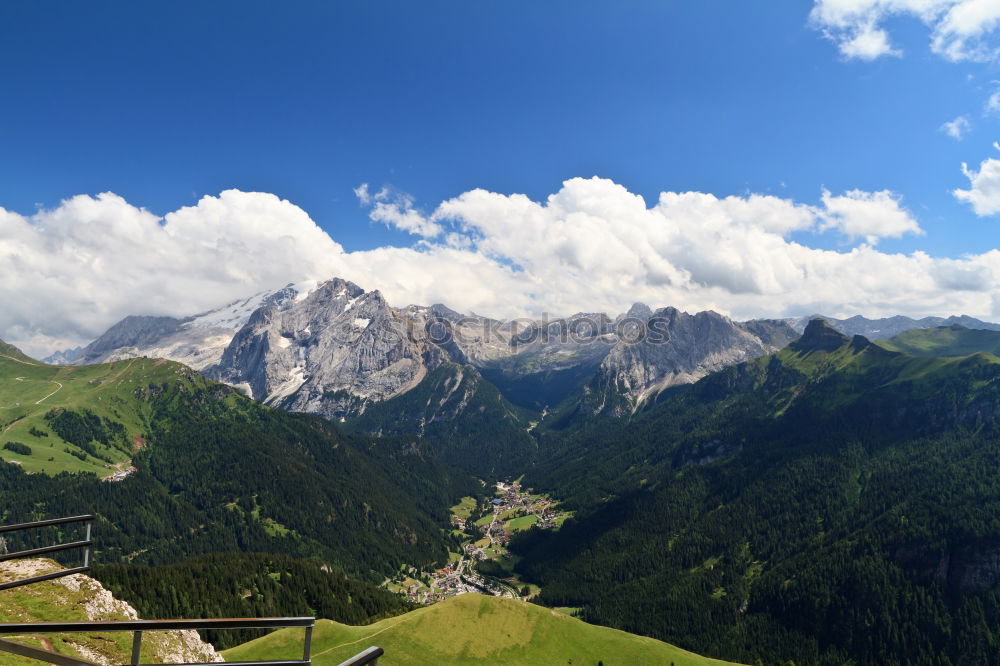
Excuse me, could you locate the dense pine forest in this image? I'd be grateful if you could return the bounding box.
[0,378,474,579]
[344,362,537,478]
[511,323,1000,665]
[94,553,415,648]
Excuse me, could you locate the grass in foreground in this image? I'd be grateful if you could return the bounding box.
[223,593,743,665]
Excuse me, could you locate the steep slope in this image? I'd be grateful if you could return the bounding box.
[0,558,220,665]
[515,319,1000,665]
[344,362,535,478]
[0,342,201,475]
[66,279,802,435]
[222,594,742,666]
[94,553,414,649]
[212,278,446,417]
[0,351,472,580]
[0,339,40,364]
[475,312,617,411]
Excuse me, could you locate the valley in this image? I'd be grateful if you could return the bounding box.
[386,481,572,606]
[4,317,1000,664]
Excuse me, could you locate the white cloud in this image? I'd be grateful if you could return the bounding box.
[811,0,1000,62]
[1,179,996,358]
[354,182,442,237]
[842,22,902,60]
[941,115,972,139]
[954,142,1000,215]
[987,88,1000,114]
[0,191,348,357]
[818,188,923,243]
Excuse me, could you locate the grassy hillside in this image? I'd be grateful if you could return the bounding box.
[0,341,205,475]
[222,593,742,666]
[875,324,1000,358]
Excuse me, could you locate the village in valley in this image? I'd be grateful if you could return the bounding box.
[382,480,571,605]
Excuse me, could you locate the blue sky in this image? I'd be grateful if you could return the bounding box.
[4,1,1000,353]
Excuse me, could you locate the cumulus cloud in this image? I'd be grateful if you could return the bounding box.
[0,191,347,356]
[424,178,947,316]
[818,188,923,243]
[955,142,1000,215]
[1,179,996,358]
[841,21,902,60]
[941,115,971,139]
[811,0,1000,62]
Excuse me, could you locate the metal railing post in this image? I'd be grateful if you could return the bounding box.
[130,630,142,665]
[82,519,92,569]
[303,624,313,663]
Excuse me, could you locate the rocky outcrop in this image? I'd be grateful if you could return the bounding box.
[75,315,184,364]
[897,542,1000,593]
[0,558,222,664]
[789,318,851,353]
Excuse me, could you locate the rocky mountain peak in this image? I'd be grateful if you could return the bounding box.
[791,318,850,353]
[623,302,653,321]
[428,303,466,322]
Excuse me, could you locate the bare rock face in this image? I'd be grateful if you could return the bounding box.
[67,277,801,423]
[0,558,222,664]
[585,305,799,415]
[212,278,447,418]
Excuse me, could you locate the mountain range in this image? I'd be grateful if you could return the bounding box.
[8,311,1000,664]
[49,279,803,419]
[49,278,1000,423]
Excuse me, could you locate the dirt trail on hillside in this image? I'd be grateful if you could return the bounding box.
[0,354,37,366]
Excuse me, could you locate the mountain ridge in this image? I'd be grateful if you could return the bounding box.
[43,277,802,427]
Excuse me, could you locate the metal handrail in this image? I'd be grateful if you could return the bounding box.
[0,617,316,633]
[0,618,316,666]
[0,514,93,590]
[0,636,101,666]
[0,516,384,665]
[338,646,384,666]
[0,515,95,533]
